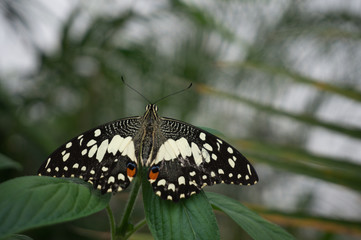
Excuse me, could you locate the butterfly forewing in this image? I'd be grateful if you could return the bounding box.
[38,117,142,193]
[38,104,258,201]
[148,117,258,201]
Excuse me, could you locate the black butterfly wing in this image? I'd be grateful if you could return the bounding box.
[149,117,258,201]
[38,117,142,193]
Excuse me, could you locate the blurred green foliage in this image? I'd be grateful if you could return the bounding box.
[1,0,361,239]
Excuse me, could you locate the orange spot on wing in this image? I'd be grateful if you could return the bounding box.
[148,170,159,180]
[127,167,136,178]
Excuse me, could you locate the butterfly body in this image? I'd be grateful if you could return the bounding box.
[38,104,258,201]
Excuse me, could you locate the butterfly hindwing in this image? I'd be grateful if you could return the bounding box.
[148,117,258,201]
[149,158,204,201]
[38,117,142,193]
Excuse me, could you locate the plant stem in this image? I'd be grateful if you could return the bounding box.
[116,175,141,238]
[106,204,116,240]
[124,218,147,239]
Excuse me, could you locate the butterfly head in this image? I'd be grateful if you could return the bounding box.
[144,104,159,120]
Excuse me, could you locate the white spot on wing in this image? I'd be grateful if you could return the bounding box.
[178,176,186,185]
[81,166,86,171]
[108,176,115,184]
[118,173,125,181]
[203,143,213,152]
[87,139,97,147]
[189,171,196,176]
[73,163,79,169]
[163,139,179,160]
[228,158,235,168]
[227,147,233,154]
[168,183,176,191]
[191,142,202,166]
[81,149,87,156]
[245,175,250,180]
[157,179,166,186]
[189,180,197,186]
[45,158,51,168]
[216,142,220,151]
[55,167,59,172]
[121,139,136,162]
[155,138,184,164]
[176,137,191,158]
[88,145,97,158]
[96,139,109,162]
[66,142,72,148]
[199,132,206,141]
[107,135,123,155]
[118,136,132,152]
[247,164,252,175]
[155,145,166,164]
[94,129,101,137]
[218,169,224,174]
[201,148,211,163]
[211,153,217,161]
[63,153,70,162]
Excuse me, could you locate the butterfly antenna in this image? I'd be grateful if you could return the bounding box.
[153,83,193,104]
[121,76,152,104]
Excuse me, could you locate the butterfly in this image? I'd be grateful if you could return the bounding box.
[38,104,258,201]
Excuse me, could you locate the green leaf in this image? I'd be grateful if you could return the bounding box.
[0,176,111,238]
[142,174,219,240]
[0,153,22,171]
[206,192,295,240]
[3,234,34,240]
